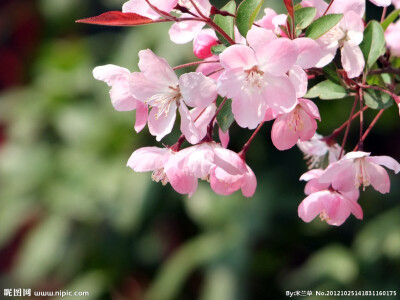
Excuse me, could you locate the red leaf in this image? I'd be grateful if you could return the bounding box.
[283,0,294,21]
[76,11,158,26]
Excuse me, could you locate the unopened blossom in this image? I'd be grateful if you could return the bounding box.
[319,151,400,194]
[193,29,218,59]
[123,0,178,20]
[130,49,217,142]
[164,143,256,197]
[127,147,174,185]
[298,189,363,226]
[93,64,148,132]
[297,133,341,169]
[385,20,400,57]
[218,26,299,129]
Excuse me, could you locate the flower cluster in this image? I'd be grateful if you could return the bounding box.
[79,0,400,226]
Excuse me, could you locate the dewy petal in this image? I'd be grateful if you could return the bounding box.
[127,147,170,172]
[109,81,137,111]
[298,190,327,223]
[246,27,277,54]
[257,38,299,76]
[364,161,391,194]
[134,101,148,133]
[264,74,297,114]
[366,156,400,174]
[341,41,364,78]
[179,72,217,108]
[138,49,178,87]
[148,101,177,141]
[219,45,258,70]
[93,64,131,86]
[293,38,322,69]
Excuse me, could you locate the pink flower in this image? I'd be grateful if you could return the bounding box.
[319,151,400,194]
[130,49,217,142]
[123,0,178,20]
[297,133,341,169]
[217,27,299,129]
[298,189,363,226]
[193,29,218,59]
[164,143,257,197]
[271,98,320,150]
[196,56,223,81]
[394,0,400,8]
[93,64,148,132]
[127,147,174,185]
[385,20,400,57]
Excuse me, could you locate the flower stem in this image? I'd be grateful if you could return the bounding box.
[239,122,265,160]
[173,60,220,70]
[354,109,385,151]
[323,0,335,16]
[339,96,359,159]
[207,97,227,138]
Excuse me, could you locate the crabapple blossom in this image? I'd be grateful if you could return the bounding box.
[164,143,256,197]
[369,0,391,6]
[319,152,400,194]
[93,64,148,132]
[217,27,299,129]
[385,20,400,57]
[297,133,341,169]
[130,49,217,142]
[298,189,363,226]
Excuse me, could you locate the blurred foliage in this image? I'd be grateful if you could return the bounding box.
[0,1,400,300]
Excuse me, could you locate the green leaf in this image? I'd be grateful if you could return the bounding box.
[236,0,264,38]
[305,14,343,40]
[364,89,393,110]
[359,21,386,69]
[213,1,236,46]
[211,44,227,55]
[322,63,341,85]
[295,7,317,30]
[381,9,400,31]
[305,80,348,100]
[216,97,234,132]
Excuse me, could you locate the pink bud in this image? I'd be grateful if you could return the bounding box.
[193,31,218,59]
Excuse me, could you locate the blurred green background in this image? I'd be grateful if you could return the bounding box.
[0,0,399,299]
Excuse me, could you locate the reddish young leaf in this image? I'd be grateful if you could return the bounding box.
[76,11,161,26]
[283,0,294,20]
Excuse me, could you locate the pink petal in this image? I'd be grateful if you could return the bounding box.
[179,72,217,108]
[93,64,130,86]
[219,45,258,70]
[341,41,364,78]
[123,0,178,20]
[130,72,169,101]
[319,160,357,192]
[289,65,308,98]
[127,147,170,172]
[210,166,243,196]
[322,193,351,226]
[138,49,178,86]
[169,18,205,44]
[366,156,400,174]
[246,27,277,54]
[369,0,391,6]
[167,166,199,197]
[257,38,299,76]
[193,29,218,59]
[271,114,300,150]
[293,38,322,69]
[241,166,257,197]
[148,102,177,141]
[343,12,364,45]
[256,8,278,30]
[301,0,328,17]
[330,0,365,17]
[298,98,321,120]
[298,108,318,142]
[218,128,229,148]
[185,144,215,179]
[365,161,391,194]
[231,91,266,129]
[264,75,297,114]
[298,191,327,222]
[134,101,148,133]
[196,57,223,81]
[110,81,137,111]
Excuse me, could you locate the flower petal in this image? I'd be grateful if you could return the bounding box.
[341,41,365,78]
[134,101,148,133]
[179,72,217,108]
[148,102,177,141]
[366,155,400,174]
[219,44,258,70]
[127,147,170,172]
